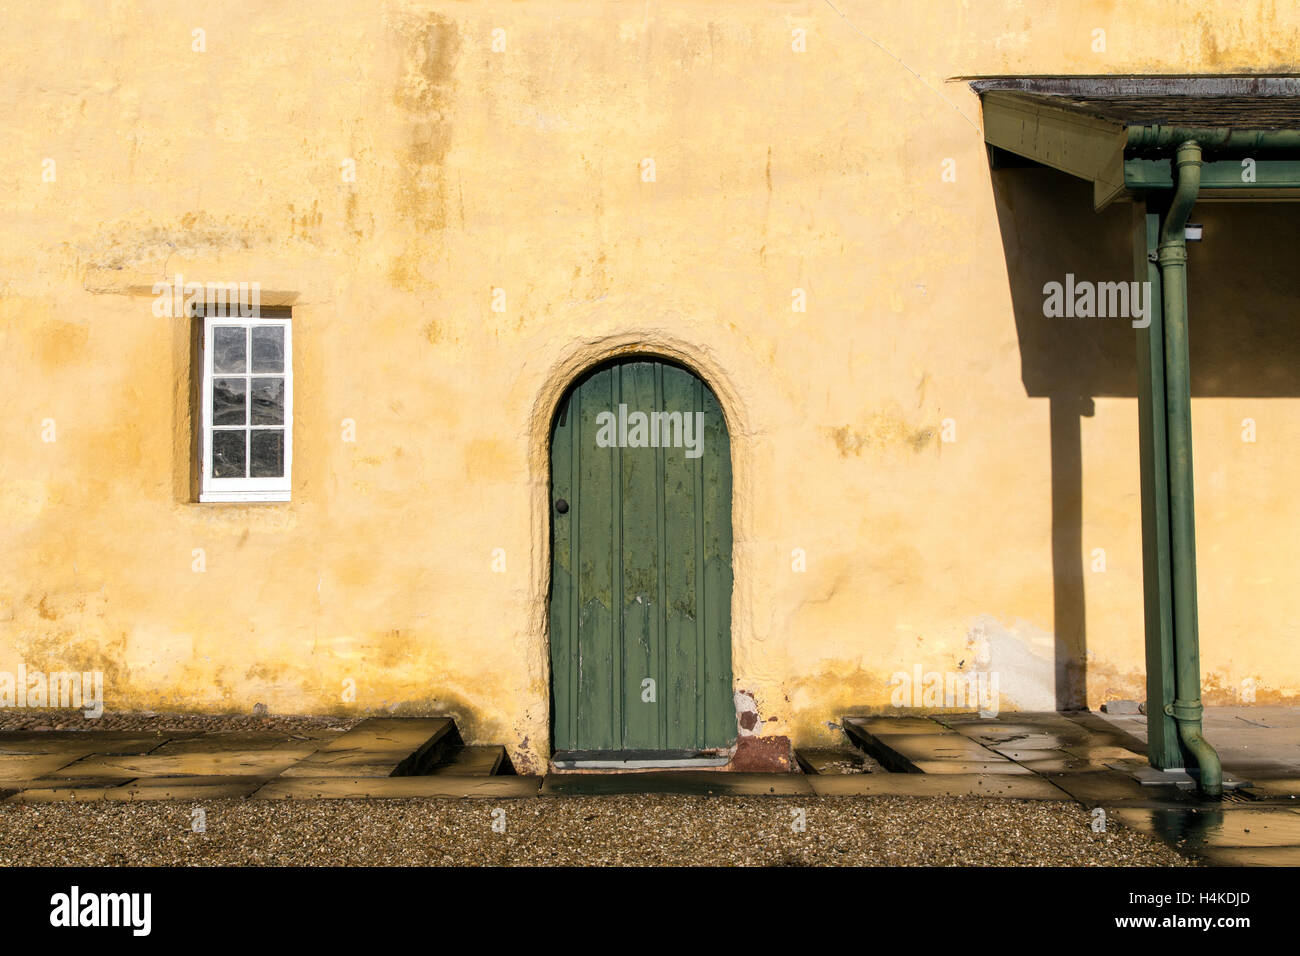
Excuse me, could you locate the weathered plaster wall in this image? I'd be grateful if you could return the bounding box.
[2,1,1299,769]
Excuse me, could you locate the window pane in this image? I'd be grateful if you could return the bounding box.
[212,378,246,426]
[251,326,284,372]
[213,327,246,373]
[250,429,284,477]
[212,430,247,478]
[251,377,284,425]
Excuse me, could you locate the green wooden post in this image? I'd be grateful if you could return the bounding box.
[1133,201,1182,768]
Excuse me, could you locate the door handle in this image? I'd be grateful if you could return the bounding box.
[555,498,569,514]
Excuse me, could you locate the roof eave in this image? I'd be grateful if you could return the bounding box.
[981,90,1300,208]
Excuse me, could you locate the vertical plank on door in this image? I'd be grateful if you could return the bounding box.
[662,363,702,747]
[549,387,574,750]
[701,380,734,746]
[620,361,660,749]
[575,365,616,750]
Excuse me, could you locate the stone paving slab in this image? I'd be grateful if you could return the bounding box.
[807,773,1069,799]
[110,777,269,801]
[0,732,178,755]
[6,786,131,803]
[21,776,135,790]
[279,753,411,777]
[874,734,999,759]
[950,723,1090,746]
[843,716,950,735]
[309,718,452,754]
[284,717,454,777]
[1060,743,1146,762]
[150,732,341,754]
[432,745,507,776]
[843,723,1024,775]
[928,712,998,725]
[991,748,1103,772]
[254,775,541,799]
[540,772,814,796]
[1044,771,1177,805]
[911,759,1034,775]
[948,717,1129,751]
[48,749,316,778]
[1117,764,1256,789]
[7,778,266,802]
[0,752,92,781]
[970,732,1076,751]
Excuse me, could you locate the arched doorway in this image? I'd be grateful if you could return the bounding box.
[549,356,735,763]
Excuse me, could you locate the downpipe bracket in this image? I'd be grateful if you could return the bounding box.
[1164,699,1203,722]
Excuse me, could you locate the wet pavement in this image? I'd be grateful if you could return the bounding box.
[1096,705,1300,779]
[838,709,1300,866]
[1108,807,1300,866]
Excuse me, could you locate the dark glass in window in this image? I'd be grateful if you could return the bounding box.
[250,429,284,477]
[212,379,246,426]
[212,430,246,478]
[250,377,284,425]
[213,327,246,373]
[251,326,284,373]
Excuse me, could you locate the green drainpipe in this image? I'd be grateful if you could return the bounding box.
[1158,139,1222,799]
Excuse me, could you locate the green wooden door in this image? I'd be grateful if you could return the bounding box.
[549,358,734,756]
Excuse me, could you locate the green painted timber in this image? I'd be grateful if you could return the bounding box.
[549,358,735,754]
[980,91,1128,209]
[1127,127,1300,151]
[1132,203,1181,769]
[1126,158,1300,191]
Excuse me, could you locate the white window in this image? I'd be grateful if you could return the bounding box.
[200,315,292,502]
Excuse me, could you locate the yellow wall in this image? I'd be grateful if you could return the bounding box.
[3,1,1299,769]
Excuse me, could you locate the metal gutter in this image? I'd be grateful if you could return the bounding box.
[1128,126,1300,151]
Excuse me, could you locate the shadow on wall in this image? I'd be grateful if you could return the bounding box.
[990,164,1300,710]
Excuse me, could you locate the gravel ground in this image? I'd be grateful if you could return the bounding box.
[0,795,1192,866]
[0,710,358,735]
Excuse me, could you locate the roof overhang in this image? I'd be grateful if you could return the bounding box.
[972,76,1300,207]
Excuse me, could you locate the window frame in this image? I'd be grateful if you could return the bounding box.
[199,314,293,503]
